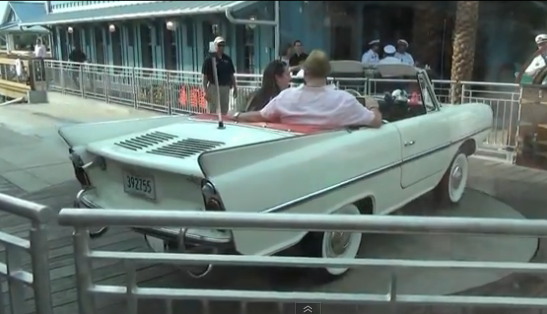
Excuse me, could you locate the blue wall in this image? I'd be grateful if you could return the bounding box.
[279,1,330,55]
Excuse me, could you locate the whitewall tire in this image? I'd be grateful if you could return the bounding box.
[301,204,363,281]
[435,151,469,204]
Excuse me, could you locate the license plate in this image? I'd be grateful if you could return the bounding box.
[123,171,156,200]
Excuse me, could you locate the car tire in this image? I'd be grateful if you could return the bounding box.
[434,151,469,205]
[300,204,363,282]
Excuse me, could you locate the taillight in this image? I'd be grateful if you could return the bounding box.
[69,148,92,188]
[205,198,223,211]
[201,180,224,211]
[73,164,91,187]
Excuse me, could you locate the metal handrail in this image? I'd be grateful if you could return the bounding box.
[59,208,547,314]
[58,208,547,236]
[0,193,53,314]
[43,59,521,88]
[0,193,54,222]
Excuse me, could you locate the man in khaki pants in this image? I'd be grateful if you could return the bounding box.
[201,36,237,114]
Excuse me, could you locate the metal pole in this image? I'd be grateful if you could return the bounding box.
[273,1,280,61]
[209,42,224,128]
[225,1,280,61]
[58,208,547,238]
[73,227,95,314]
[30,223,53,314]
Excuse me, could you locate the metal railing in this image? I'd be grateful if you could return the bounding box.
[58,208,547,314]
[43,60,520,161]
[0,193,53,314]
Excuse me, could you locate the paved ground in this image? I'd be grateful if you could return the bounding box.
[0,92,157,194]
[0,93,546,314]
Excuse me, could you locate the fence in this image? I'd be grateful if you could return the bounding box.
[0,193,53,314]
[57,208,547,314]
[43,60,520,162]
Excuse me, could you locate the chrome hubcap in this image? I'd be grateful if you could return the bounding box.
[329,232,351,256]
[450,164,463,190]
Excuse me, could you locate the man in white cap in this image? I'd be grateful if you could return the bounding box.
[379,45,402,65]
[361,39,380,65]
[524,34,547,77]
[394,39,414,66]
[201,36,237,114]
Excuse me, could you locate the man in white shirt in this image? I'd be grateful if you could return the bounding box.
[34,39,46,58]
[394,39,414,66]
[230,50,382,128]
[379,45,402,65]
[524,34,547,77]
[361,39,380,65]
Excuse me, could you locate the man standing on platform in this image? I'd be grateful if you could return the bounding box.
[201,36,237,114]
[68,45,86,89]
[289,40,308,76]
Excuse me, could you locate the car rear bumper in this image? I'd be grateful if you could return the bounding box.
[74,188,233,249]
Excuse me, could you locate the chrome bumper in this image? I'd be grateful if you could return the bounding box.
[74,189,233,249]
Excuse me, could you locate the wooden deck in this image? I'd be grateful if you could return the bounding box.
[2,159,547,314]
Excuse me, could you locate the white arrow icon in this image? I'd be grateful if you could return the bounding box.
[303,305,313,313]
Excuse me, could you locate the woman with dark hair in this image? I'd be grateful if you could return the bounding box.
[245,60,291,111]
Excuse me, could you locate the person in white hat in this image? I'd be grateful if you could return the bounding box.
[379,45,402,65]
[201,36,237,114]
[361,39,380,65]
[394,39,415,66]
[524,34,547,77]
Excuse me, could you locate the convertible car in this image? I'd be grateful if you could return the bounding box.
[61,64,493,281]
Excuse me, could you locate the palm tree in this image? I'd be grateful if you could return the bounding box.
[450,1,480,103]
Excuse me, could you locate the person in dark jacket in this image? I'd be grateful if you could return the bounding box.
[68,46,86,89]
[288,40,308,75]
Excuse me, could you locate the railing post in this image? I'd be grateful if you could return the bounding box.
[101,66,107,102]
[7,246,25,314]
[166,72,172,115]
[73,227,95,314]
[30,222,53,314]
[79,64,84,98]
[104,67,110,103]
[132,67,138,109]
[388,272,398,314]
[60,62,65,94]
[460,83,466,104]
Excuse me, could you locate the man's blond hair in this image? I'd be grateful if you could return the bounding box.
[302,49,331,78]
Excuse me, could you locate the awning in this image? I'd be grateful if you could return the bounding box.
[0,21,48,33]
[20,1,258,27]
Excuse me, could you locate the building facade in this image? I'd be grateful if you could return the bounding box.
[21,1,334,74]
[19,1,547,82]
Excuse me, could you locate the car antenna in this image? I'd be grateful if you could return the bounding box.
[209,40,225,130]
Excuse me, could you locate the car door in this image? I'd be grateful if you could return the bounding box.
[396,73,450,188]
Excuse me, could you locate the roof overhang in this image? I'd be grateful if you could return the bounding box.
[20,1,258,27]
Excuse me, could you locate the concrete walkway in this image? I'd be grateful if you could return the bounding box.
[0,92,159,193]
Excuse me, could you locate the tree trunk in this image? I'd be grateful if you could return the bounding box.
[450,1,479,103]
